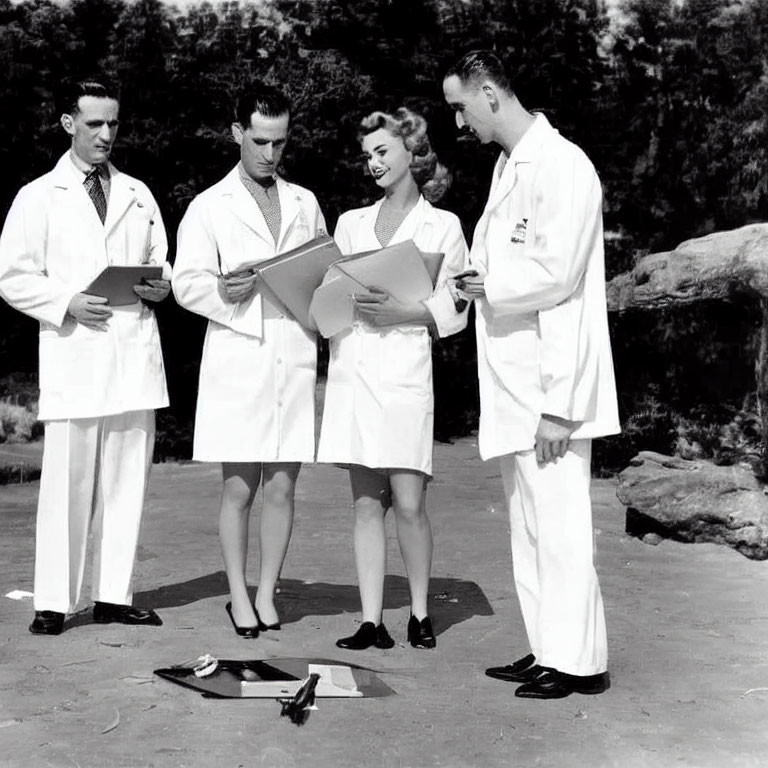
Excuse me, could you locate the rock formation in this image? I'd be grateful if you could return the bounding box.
[617,451,768,560]
[607,224,768,558]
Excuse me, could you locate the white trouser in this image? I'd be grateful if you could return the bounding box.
[33,410,155,613]
[500,439,607,676]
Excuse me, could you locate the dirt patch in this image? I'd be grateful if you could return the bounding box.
[1,438,767,767]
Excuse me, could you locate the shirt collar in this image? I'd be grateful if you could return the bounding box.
[68,150,109,179]
[507,112,553,164]
[238,163,277,191]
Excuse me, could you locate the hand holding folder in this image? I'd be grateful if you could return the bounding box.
[308,240,445,338]
[219,269,260,305]
[85,264,164,306]
[224,235,343,330]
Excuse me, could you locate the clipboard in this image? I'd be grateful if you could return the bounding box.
[84,265,163,306]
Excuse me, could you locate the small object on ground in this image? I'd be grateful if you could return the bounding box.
[172,653,220,678]
[279,673,320,725]
[192,654,219,678]
[743,687,768,696]
[154,657,395,699]
[100,709,120,734]
[5,590,34,600]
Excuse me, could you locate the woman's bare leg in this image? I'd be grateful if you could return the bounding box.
[219,462,261,627]
[254,462,301,626]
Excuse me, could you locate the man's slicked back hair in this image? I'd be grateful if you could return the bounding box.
[236,84,291,127]
[59,78,120,115]
[444,50,514,95]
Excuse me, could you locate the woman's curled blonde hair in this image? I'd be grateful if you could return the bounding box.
[358,107,451,203]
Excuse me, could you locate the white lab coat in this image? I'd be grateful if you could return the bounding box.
[316,196,467,475]
[469,114,617,676]
[0,152,168,614]
[173,166,326,462]
[0,153,169,420]
[469,114,620,460]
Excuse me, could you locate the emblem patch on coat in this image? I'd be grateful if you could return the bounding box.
[511,218,528,243]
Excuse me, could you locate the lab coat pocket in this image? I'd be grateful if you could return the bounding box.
[379,327,432,397]
[39,328,110,407]
[486,313,540,378]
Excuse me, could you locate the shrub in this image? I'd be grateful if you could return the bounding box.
[0,399,41,443]
[675,397,762,469]
[153,411,194,462]
[592,391,678,476]
[0,463,41,485]
[0,373,39,409]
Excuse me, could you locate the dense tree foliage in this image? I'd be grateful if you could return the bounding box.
[0,0,766,463]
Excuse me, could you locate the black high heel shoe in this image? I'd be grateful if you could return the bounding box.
[336,621,395,650]
[255,610,281,632]
[225,602,259,638]
[407,615,436,649]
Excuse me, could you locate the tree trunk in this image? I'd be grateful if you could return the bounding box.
[758,299,768,478]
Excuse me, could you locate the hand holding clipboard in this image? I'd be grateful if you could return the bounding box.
[75,264,166,330]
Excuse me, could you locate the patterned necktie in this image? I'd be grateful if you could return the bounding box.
[261,183,282,245]
[84,168,107,223]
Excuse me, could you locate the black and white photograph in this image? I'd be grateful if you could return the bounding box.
[0,1,767,766]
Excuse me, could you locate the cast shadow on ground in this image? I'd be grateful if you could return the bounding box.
[135,571,494,638]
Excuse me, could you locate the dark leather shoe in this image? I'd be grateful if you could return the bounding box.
[336,621,395,650]
[93,602,162,626]
[407,615,436,649]
[486,653,540,682]
[514,668,610,699]
[225,602,259,638]
[29,610,65,635]
[255,610,281,632]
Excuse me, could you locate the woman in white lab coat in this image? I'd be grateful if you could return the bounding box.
[317,108,467,650]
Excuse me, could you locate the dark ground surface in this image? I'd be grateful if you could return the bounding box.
[1,437,767,768]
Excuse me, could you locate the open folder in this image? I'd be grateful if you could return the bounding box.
[228,235,343,330]
[309,240,442,339]
[84,265,163,306]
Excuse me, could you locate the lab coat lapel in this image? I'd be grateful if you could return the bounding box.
[485,152,519,215]
[471,116,552,270]
[389,195,429,246]
[223,167,275,248]
[275,179,303,252]
[49,155,105,241]
[354,201,384,251]
[104,166,139,235]
[470,158,512,271]
[482,114,553,217]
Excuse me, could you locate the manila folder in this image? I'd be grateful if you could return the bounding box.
[308,271,366,339]
[85,265,163,306]
[420,251,445,287]
[333,240,434,303]
[309,240,435,339]
[253,235,343,330]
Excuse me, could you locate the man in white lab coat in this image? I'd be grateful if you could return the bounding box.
[442,51,620,698]
[173,85,326,636]
[0,79,170,635]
